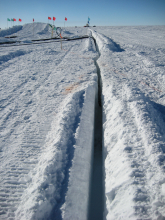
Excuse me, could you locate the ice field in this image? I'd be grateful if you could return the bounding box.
[0,23,165,219]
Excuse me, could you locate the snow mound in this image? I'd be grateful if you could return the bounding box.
[37,24,51,35]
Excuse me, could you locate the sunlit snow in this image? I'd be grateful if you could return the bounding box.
[0,23,165,220]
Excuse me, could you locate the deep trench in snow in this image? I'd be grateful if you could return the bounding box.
[88,37,104,220]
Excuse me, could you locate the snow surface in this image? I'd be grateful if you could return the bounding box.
[91,26,165,219]
[0,23,98,220]
[0,23,165,220]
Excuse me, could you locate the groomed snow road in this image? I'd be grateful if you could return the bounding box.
[0,24,165,220]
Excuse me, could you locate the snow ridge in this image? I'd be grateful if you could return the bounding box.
[91,30,124,53]
[0,26,23,37]
[0,50,30,65]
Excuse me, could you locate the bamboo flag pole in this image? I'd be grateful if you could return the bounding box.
[33,18,34,37]
[48,17,51,24]
[60,33,63,50]
[51,26,53,38]
[13,18,16,26]
[7,18,11,29]
[52,17,56,38]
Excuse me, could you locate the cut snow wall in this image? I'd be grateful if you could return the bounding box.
[61,82,97,220]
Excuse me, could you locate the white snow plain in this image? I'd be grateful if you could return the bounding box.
[0,23,165,220]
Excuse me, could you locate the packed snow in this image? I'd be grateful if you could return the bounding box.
[0,23,165,220]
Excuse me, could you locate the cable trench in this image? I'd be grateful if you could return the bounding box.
[88,35,104,220]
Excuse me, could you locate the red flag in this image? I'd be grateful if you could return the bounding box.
[19,18,22,22]
[48,17,51,20]
[13,18,16,21]
[53,17,56,21]
[33,18,34,22]
[65,17,67,21]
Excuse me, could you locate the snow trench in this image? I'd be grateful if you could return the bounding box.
[88,40,104,220]
[60,37,102,220]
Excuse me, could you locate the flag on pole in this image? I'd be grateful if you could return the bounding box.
[7,18,10,29]
[19,18,22,22]
[64,17,67,28]
[33,19,34,36]
[48,17,51,20]
[10,19,12,27]
[53,17,56,26]
[11,19,14,21]
[13,18,16,21]
[88,17,90,24]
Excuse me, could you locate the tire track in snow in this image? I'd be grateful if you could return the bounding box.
[0,50,29,65]
[128,89,165,219]
[102,80,152,219]
[0,49,32,72]
[120,86,153,218]
[0,43,73,134]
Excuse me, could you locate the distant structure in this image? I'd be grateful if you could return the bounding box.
[84,17,90,27]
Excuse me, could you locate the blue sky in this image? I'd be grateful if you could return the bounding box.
[0,0,165,29]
